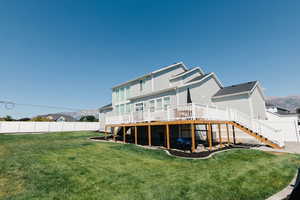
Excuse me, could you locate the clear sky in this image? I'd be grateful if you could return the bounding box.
[1,0,300,118]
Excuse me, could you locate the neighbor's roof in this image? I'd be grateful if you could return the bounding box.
[213,81,258,98]
[39,114,76,121]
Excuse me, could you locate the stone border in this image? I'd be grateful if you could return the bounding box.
[266,170,297,200]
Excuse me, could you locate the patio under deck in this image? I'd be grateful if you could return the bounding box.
[105,120,238,153]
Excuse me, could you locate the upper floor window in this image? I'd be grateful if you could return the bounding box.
[125,86,130,99]
[120,88,125,101]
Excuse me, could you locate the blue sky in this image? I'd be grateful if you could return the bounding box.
[0,0,300,118]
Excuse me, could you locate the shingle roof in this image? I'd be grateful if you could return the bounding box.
[213,81,258,98]
[38,114,76,121]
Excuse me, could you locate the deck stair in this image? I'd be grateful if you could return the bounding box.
[229,121,283,149]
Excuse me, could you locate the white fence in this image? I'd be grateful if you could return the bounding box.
[0,122,101,134]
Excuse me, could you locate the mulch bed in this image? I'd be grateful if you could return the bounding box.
[168,145,250,158]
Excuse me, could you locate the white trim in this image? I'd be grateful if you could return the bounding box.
[212,91,250,99]
[112,62,187,89]
[128,87,177,101]
[180,72,223,88]
[169,67,204,80]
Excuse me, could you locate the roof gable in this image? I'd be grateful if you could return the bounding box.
[112,62,187,89]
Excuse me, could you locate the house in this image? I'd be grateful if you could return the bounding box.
[266,103,291,115]
[99,62,299,151]
[38,114,76,122]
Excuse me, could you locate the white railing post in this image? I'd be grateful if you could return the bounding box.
[192,103,196,120]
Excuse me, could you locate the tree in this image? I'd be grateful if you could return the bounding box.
[80,115,98,122]
[19,117,31,121]
[31,116,53,122]
[296,108,300,114]
[4,115,14,121]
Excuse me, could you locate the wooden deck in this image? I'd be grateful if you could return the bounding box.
[105,119,283,152]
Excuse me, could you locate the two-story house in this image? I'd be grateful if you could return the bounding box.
[98,62,298,152]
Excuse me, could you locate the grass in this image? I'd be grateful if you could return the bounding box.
[1,131,300,200]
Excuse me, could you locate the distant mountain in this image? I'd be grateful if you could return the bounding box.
[267,95,300,112]
[59,109,99,120]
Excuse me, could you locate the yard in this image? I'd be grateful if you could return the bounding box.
[1,131,300,200]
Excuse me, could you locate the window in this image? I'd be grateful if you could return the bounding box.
[120,88,124,101]
[149,100,155,112]
[125,103,131,113]
[120,104,125,114]
[163,97,170,111]
[115,89,120,102]
[156,98,162,110]
[125,86,130,99]
[139,79,146,92]
[135,103,144,112]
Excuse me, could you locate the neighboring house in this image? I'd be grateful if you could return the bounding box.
[39,114,76,122]
[99,62,299,150]
[266,103,291,115]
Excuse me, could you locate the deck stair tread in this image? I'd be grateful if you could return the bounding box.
[229,121,282,149]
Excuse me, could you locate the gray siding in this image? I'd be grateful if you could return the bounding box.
[177,77,221,105]
[153,67,185,91]
[250,87,267,119]
[212,94,252,116]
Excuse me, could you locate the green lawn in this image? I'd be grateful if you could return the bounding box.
[1,131,300,200]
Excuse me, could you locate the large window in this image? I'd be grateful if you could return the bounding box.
[120,88,125,101]
[149,100,155,112]
[125,86,130,99]
[135,103,144,112]
[163,97,170,111]
[156,98,162,110]
[115,89,120,102]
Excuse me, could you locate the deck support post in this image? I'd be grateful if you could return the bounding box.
[166,124,170,149]
[218,124,223,148]
[113,126,117,142]
[226,124,230,145]
[123,126,126,143]
[191,123,196,153]
[232,125,236,144]
[104,125,108,140]
[207,123,213,151]
[134,126,137,145]
[148,125,151,146]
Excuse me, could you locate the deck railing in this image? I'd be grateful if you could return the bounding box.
[105,103,284,147]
